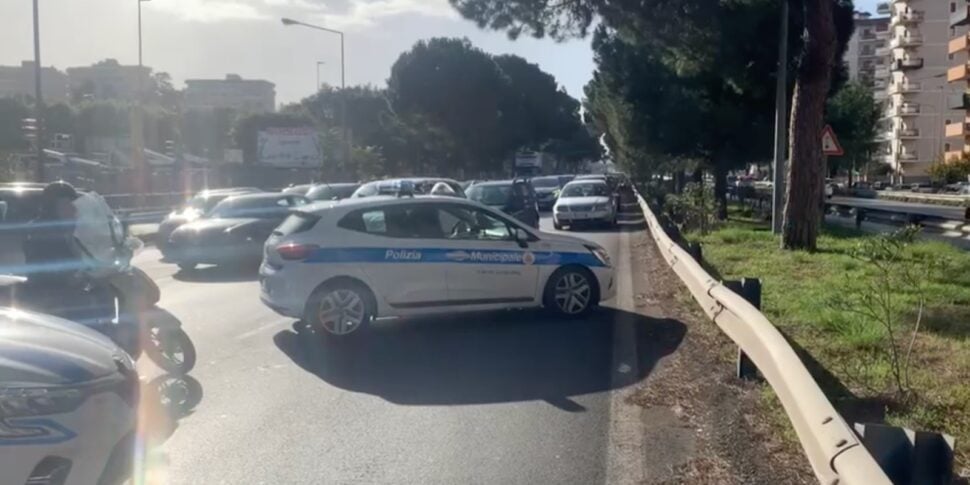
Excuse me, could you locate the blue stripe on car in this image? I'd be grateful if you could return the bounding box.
[302,247,604,267]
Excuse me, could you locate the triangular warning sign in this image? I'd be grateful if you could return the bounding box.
[821,124,844,156]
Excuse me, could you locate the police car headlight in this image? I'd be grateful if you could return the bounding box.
[0,386,85,421]
[584,244,612,268]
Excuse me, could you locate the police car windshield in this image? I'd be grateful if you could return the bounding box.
[531,177,559,188]
[466,184,511,206]
[561,183,609,197]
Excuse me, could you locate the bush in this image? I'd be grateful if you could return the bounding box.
[664,182,717,234]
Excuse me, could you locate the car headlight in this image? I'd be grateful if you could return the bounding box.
[183,209,202,222]
[593,203,609,211]
[555,205,568,212]
[585,244,612,268]
[0,386,85,423]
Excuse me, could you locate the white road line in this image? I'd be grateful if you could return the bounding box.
[235,318,292,340]
[606,228,647,484]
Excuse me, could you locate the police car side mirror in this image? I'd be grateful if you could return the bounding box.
[513,228,529,248]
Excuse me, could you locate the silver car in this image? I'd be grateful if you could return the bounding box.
[553,180,617,230]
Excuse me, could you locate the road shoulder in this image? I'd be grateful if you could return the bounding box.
[612,222,814,484]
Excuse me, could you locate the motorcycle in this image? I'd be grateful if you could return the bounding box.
[1,191,196,374]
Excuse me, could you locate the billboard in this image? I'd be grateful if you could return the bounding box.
[514,151,543,169]
[257,127,322,168]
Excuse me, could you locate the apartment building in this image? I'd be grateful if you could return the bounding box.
[946,4,970,162]
[876,0,965,182]
[183,74,275,113]
[0,61,70,103]
[66,60,152,101]
[846,14,891,89]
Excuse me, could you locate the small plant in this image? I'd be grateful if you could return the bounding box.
[664,182,717,235]
[829,226,949,397]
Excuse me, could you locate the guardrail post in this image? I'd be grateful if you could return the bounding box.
[722,278,762,381]
[964,206,969,221]
[687,242,702,262]
[853,423,955,485]
[855,208,866,229]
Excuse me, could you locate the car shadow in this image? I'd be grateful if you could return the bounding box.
[173,264,259,283]
[141,373,204,446]
[273,308,685,408]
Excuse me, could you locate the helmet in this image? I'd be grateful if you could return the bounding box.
[430,182,456,197]
[42,181,79,201]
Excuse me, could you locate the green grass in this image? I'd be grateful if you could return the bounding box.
[687,208,970,467]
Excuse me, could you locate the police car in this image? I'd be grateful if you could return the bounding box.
[259,195,615,340]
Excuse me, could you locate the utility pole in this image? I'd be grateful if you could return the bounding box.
[771,0,789,235]
[32,0,45,181]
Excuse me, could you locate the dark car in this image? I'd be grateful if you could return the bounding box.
[352,178,466,198]
[306,183,361,201]
[283,184,314,196]
[157,187,262,254]
[465,179,540,228]
[166,193,308,270]
[530,175,563,210]
[557,175,575,187]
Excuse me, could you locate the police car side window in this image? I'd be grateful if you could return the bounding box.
[440,206,512,241]
[361,210,387,234]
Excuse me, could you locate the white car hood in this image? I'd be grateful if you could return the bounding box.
[0,308,126,386]
[556,196,611,206]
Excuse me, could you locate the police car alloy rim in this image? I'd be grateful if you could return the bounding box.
[318,289,366,335]
[554,272,591,314]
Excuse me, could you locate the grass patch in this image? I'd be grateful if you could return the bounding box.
[687,206,970,467]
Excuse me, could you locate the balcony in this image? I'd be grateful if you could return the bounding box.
[894,103,920,116]
[889,81,920,93]
[950,34,970,55]
[876,29,891,40]
[894,58,924,70]
[875,46,892,57]
[874,66,891,78]
[948,63,970,82]
[891,10,924,26]
[945,150,966,162]
[877,2,891,14]
[896,127,920,138]
[897,151,919,161]
[951,5,970,27]
[948,92,970,110]
[945,121,969,138]
[890,34,923,48]
[875,90,889,101]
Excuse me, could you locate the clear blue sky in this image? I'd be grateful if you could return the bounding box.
[0,0,595,106]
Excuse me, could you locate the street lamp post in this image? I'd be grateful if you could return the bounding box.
[32,0,45,181]
[135,0,151,199]
[282,18,348,173]
[316,61,326,92]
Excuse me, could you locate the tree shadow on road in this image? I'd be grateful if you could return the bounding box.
[273,308,685,409]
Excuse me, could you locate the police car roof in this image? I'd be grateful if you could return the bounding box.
[300,194,477,215]
[470,180,518,187]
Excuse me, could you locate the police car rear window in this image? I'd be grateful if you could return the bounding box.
[274,212,319,236]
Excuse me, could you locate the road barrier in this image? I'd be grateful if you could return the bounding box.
[632,188,894,484]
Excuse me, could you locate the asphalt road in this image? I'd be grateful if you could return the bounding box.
[829,196,967,220]
[133,208,681,485]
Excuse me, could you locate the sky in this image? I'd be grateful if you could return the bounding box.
[0,0,595,106]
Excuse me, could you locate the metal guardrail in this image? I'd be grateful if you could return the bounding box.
[632,188,893,484]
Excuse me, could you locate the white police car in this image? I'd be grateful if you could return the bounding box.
[259,195,615,339]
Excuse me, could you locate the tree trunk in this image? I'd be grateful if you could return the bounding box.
[782,0,837,251]
[713,162,728,220]
[691,168,703,184]
[673,170,685,194]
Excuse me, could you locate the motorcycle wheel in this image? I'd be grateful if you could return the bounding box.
[144,326,197,375]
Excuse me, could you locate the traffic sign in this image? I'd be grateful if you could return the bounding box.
[821,124,843,156]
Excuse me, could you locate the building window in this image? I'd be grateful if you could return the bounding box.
[951,53,956,61]
[952,2,957,13]
[945,143,952,151]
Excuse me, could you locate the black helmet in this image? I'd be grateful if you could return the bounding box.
[42,181,79,201]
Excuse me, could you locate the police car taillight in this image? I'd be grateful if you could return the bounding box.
[276,243,320,261]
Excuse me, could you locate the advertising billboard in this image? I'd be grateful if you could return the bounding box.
[257,127,322,168]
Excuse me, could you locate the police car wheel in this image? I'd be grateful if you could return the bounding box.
[305,283,373,337]
[544,267,597,316]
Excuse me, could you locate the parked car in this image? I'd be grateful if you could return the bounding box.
[352,178,466,198]
[259,196,615,341]
[166,192,309,270]
[157,187,263,254]
[530,175,563,210]
[573,174,620,212]
[465,179,540,228]
[910,182,935,193]
[553,179,617,229]
[850,181,878,199]
[306,183,361,201]
[0,307,138,485]
[283,184,314,196]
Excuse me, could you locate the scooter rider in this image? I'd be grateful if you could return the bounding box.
[23,181,89,285]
